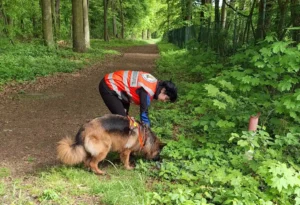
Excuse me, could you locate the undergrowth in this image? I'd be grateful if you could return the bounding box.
[0,39,149,86]
[139,39,300,205]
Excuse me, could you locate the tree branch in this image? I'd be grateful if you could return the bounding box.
[224,1,249,18]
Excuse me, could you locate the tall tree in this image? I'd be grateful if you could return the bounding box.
[32,1,40,38]
[290,0,300,44]
[41,0,55,48]
[276,0,289,40]
[255,0,274,41]
[72,0,86,52]
[55,0,60,38]
[111,0,118,38]
[184,0,193,21]
[221,0,226,29]
[214,0,220,29]
[103,0,109,41]
[51,0,57,41]
[147,29,151,39]
[119,0,124,39]
[83,0,90,48]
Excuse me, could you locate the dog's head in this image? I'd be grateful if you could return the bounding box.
[141,124,166,161]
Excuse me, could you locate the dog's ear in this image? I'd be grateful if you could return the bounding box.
[159,142,167,149]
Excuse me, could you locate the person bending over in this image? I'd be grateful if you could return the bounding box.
[99,70,177,127]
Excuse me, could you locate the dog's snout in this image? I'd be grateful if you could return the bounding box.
[152,155,160,161]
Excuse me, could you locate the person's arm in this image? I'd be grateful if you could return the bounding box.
[137,88,151,127]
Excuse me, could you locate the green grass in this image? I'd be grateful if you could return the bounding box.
[0,163,150,205]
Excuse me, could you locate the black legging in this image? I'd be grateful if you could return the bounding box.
[99,78,130,116]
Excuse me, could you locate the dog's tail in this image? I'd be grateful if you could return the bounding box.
[57,137,87,165]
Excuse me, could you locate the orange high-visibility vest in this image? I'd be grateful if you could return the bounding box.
[104,70,158,104]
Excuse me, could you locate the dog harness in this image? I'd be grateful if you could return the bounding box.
[128,116,146,149]
[104,70,158,105]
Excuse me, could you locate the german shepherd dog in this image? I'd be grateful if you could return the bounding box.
[57,114,164,174]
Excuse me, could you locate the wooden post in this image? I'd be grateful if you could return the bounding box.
[248,112,260,131]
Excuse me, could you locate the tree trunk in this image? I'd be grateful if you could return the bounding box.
[103,0,109,41]
[51,0,57,41]
[291,0,300,44]
[72,0,86,52]
[167,0,170,31]
[255,0,265,40]
[32,1,39,38]
[55,0,60,38]
[142,30,146,39]
[83,0,90,48]
[214,0,220,29]
[200,0,206,23]
[119,0,124,39]
[41,0,55,48]
[221,0,227,29]
[214,0,220,53]
[255,0,274,41]
[276,0,288,40]
[147,29,151,39]
[0,0,13,44]
[185,0,192,21]
[112,0,117,38]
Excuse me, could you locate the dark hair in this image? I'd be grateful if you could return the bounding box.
[160,80,177,102]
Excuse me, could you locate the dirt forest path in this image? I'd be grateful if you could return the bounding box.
[0,44,159,176]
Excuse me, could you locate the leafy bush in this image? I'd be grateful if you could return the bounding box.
[140,40,300,205]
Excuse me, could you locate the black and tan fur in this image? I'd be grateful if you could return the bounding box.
[57,114,163,174]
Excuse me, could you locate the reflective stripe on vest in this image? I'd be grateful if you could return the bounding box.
[107,73,121,99]
[123,71,132,98]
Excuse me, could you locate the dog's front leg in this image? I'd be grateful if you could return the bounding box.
[120,149,134,170]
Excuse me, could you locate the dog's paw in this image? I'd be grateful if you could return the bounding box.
[125,165,134,170]
[91,168,106,175]
[96,170,106,175]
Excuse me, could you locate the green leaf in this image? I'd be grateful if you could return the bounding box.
[254,61,265,68]
[217,80,234,91]
[278,77,294,91]
[219,92,236,105]
[283,98,296,109]
[294,90,300,100]
[272,42,287,53]
[213,100,227,109]
[237,140,249,147]
[204,84,219,96]
[271,177,288,192]
[268,162,300,192]
[265,36,274,42]
[216,120,235,128]
[260,47,272,57]
[194,107,206,114]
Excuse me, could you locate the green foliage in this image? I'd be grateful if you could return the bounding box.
[0,39,139,85]
[144,41,300,205]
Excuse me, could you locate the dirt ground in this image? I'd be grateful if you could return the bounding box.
[0,44,159,176]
